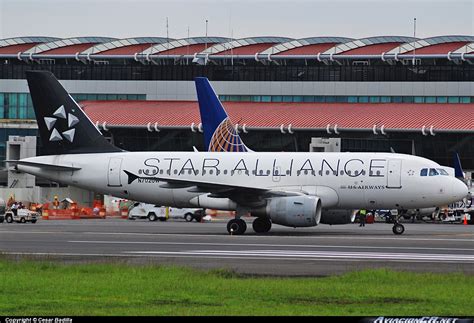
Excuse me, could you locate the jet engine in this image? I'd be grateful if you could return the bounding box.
[319,209,356,225]
[254,195,322,227]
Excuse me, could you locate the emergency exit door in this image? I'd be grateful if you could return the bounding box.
[107,157,123,187]
[386,159,402,189]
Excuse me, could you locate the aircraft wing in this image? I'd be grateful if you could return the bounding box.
[138,173,302,204]
[6,160,82,171]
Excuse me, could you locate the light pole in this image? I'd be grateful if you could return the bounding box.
[205,19,209,50]
[413,17,417,66]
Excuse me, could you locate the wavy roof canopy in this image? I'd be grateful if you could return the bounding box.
[24,37,117,54]
[0,35,472,57]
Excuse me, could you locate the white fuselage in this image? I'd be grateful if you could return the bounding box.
[18,151,467,211]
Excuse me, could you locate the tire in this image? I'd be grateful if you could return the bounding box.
[252,217,272,233]
[20,217,26,223]
[0,217,4,223]
[6,215,13,223]
[194,216,202,222]
[31,220,37,224]
[227,218,247,235]
[148,213,157,222]
[184,213,194,222]
[392,223,405,235]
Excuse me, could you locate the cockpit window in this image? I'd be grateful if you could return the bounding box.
[420,168,428,176]
[436,168,449,176]
[429,168,439,176]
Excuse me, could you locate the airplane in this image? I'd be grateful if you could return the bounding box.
[194,77,470,231]
[8,71,468,237]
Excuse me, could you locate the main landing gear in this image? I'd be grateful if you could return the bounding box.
[227,218,247,235]
[252,217,272,233]
[226,217,273,235]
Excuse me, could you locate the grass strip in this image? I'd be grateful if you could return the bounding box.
[0,259,472,316]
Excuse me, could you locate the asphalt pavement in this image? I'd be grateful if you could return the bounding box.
[0,217,473,276]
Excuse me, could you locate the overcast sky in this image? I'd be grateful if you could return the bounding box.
[0,0,472,40]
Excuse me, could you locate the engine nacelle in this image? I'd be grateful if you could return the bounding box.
[263,195,322,228]
[319,209,355,225]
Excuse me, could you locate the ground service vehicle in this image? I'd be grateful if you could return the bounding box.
[128,203,204,222]
[0,198,5,223]
[5,208,39,223]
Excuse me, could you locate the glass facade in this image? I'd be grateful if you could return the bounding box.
[219,95,474,104]
[1,61,474,82]
[0,93,146,120]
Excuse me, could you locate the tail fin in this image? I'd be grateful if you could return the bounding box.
[453,152,464,179]
[194,77,251,152]
[26,71,122,155]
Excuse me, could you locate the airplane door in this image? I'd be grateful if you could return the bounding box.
[107,157,123,187]
[386,159,402,189]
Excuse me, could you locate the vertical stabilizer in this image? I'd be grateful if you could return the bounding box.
[453,152,464,179]
[195,77,251,152]
[26,71,122,155]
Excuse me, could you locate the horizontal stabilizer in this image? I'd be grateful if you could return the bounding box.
[6,160,81,171]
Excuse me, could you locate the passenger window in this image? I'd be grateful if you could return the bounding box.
[420,168,427,176]
[429,168,439,176]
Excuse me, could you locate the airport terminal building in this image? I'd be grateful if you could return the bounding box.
[1,34,473,195]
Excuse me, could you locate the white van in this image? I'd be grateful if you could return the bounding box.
[127,202,205,222]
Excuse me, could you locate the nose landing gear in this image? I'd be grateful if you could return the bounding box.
[392,223,405,235]
[391,209,406,235]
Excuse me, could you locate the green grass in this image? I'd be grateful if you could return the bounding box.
[0,258,472,316]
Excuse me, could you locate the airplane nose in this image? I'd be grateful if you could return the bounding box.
[450,178,469,201]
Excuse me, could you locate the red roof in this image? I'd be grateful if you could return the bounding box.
[404,42,469,55]
[82,101,474,132]
[99,44,155,55]
[341,42,402,55]
[158,43,212,55]
[218,43,276,55]
[0,43,39,54]
[276,43,338,55]
[42,43,97,54]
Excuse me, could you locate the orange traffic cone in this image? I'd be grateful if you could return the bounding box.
[463,214,468,225]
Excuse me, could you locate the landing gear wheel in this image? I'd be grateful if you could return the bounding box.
[392,223,405,235]
[227,218,247,235]
[252,217,272,233]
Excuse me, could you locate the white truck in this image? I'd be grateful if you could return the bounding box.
[127,203,205,222]
[5,208,39,223]
[0,199,5,223]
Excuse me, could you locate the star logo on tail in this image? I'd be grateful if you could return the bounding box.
[44,105,79,143]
